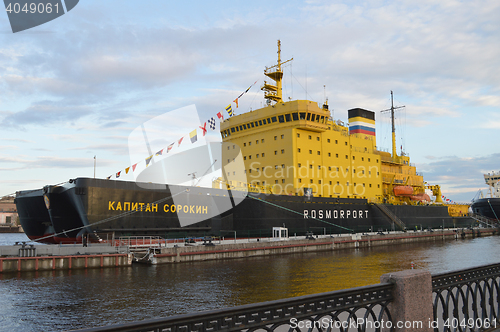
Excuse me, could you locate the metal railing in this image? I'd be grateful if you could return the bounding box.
[432,263,500,332]
[75,283,394,332]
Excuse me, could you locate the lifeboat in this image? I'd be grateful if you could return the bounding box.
[393,185,413,196]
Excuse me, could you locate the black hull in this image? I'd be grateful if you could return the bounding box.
[16,178,474,243]
[471,198,500,220]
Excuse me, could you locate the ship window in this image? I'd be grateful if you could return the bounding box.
[292,113,299,121]
[376,159,379,163]
[311,114,316,122]
[353,156,355,160]
[368,158,370,162]
[369,184,372,188]
[362,157,364,161]
[297,133,300,138]
[239,126,243,131]
[262,139,264,143]
[300,112,306,120]
[281,134,284,139]
[318,166,321,170]
[316,137,319,141]
[321,116,325,123]
[306,113,311,121]
[337,167,339,171]
[335,153,338,158]
[256,154,259,158]
[255,121,259,127]
[282,164,285,168]
[259,120,262,126]
[249,169,252,173]
[262,181,265,185]
[281,149,284,154]
[309,150,312,154]
[278,115,285,123]
[271,117,277,123]
[298,163,301,167]
[233,145,235,149]
[243,124,247,129]
[250,122,254,128]
[249,155,252,159]
[274,150,277,155]
[308,135,312,140]
[298,148,301,153]
[282,179,285,183]
[275,180,279,184]
[309,165,313,169]
[227,146,230,150]
[285,114,291,122]
[231,127,235,133]
[329,181,332,185]
[317,151,320,155]
[328,167,331,171]
[310,179,313,183]
[274,136,277,140]
[327,139,330,143]
[275,165,278,169]
[345,142,348,145]
[346,155,348,159]
[244,143,246,147]
[319,180,322,184]
[249,141,252,146]
[378,184,380,188]
[236,127,239,132]
[328,153,331,157]
[335,140,338,144]
[298,179,301,183]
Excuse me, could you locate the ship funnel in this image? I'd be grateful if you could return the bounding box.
[348,108,376,138]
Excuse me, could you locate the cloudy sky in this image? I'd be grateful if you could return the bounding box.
[1,0,499,202]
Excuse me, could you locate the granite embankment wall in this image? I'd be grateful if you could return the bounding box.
[151,228,495,264]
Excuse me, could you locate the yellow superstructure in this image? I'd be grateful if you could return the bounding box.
[218,41,436,205]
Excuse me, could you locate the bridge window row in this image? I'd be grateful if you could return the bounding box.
[221,112,327,138]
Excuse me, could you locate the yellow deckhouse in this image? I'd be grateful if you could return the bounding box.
[219,41,429,205]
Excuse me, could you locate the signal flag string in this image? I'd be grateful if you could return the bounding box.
[104,79,259,180]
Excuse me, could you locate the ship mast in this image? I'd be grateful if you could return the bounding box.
[381,91,405,159]
[261,40,293,105]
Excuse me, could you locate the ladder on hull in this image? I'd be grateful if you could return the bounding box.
[373,203,406,231]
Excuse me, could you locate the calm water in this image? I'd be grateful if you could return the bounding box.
[1,233,500,331]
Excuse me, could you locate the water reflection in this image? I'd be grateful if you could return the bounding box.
[0,235,499,331]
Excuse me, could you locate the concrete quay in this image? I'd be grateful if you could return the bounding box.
[0,227,495,272]
[0,243,132,273]
[150,227,496,265]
